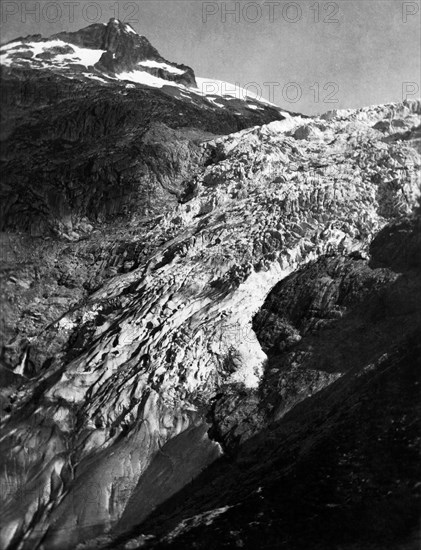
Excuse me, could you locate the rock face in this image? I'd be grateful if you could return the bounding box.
[0,20,420,550]
[53,19,197,87]
[0,19,293,236]
[125,329,421,550]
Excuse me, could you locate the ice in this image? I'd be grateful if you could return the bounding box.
[138,59,185,75]
[124,23,138,35]
[194,77,277,106]
[116,69,183,88]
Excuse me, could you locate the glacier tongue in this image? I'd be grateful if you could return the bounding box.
[0,100,420,549]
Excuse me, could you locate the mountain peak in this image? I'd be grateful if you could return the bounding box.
[92,18,196,86]
[107,17,138,35]
[0,18,197,88]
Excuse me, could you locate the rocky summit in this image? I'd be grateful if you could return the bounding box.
[0,18,420,550]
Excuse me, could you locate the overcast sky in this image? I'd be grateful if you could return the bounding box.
[1,0,420,114]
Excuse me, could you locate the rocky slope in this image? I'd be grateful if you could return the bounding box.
[0,19,294,235]
[1,20,420,550]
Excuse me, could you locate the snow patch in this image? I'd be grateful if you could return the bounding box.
[206,96,225,109]
[82,73,108,83]
[247,104,264,111]
[124,23,138,35]
[0,39,105,68]
[0,40,26,51]
[116,69,183,88]
[138,59,185,75]
[63,43,105,66]
[194,77,277,107]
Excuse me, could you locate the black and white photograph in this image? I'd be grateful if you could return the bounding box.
[0,1,420,548]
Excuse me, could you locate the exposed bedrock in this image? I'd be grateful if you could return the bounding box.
[0,78,286,235]
[54,19,197,87]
